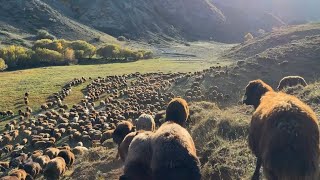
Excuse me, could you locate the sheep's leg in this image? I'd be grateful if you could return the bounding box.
[115,146,120,160]
[252,158,261,180]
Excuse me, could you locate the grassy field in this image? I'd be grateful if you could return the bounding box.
[0,58,231,115]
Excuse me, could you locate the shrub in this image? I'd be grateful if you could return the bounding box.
[36,30,56,40]
[97,44,121,59]
[0,58,7,71]
[69,40,96,58]
[0,45,31,69]
[32,48,65,65]
[244,33,254,42]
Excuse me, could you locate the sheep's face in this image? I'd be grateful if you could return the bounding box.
[243,80,271,109]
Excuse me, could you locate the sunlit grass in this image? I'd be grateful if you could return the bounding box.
[0,58,231,114]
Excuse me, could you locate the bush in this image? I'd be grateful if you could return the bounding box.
[0,45,31,69]
[0,58,7,71]
[70,40,96,58]
[32,48,65,65]
[97,44,121,59]
[36,30,56,40]
[244,33,254,42]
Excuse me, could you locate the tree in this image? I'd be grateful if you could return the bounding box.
[70,40,96,58]
[32,48,64,65]
[143,51,153,59]
[0,58,7,71]
[244,33,254,42]
[119,48,135,59]
[33,39,64,53]
[33,39,53,50]
[74,50,85,59]
[97,44,121,59]
[64,48,76,63]
[0,45,31,69]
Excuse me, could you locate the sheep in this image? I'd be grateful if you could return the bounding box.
[0,161,9,172]
[30,150,43,161]
[151,122,201,180]
[121,131,154,180]
[136,114,155,132]
[76,142,83,147]
[0,176,19,180]
[57,150,75,168]
[243,79,320,180]
[43,157,66,180]
[9,169,27,180]
[10,154,28,168]
[277,76,308,91]
[22,162,42,178]
[44,148,60,159]
[112,121,135,146]
[34,155,50,168]
[119,131,142,162]
[72,146,88,156]
[165,98,189,127]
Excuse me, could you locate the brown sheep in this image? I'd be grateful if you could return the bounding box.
[151,122,201,180]
[243,79,320,180]
[44,148,60,159]
[57,150,75,168]
[0,161,10,170]
[30,150,43,161]
[22,162,42,178]
[136,114,155,132]
[277,76,308,91]
[165,98,189,127]
[119,131,143,162]
[100,130,114,144]
[121,131,154,180]
[72,146,88,156]
[112,121,135,146]
[34,155,50,169]
[9,169,27,180]
[43,157,66,180]
[0,176,19,180]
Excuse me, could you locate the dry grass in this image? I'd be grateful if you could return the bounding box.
[190,102,255,180]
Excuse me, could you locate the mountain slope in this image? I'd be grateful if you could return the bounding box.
[0,0,118,43]
[43,0,296,43]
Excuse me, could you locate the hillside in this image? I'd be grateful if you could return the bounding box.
[212,0,320,24]
[0,0,118,45]
[45,0,288,43]
[0,0,297,44]
[226,23,320,59]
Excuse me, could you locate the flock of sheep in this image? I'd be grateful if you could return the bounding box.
[0,64,317,180]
